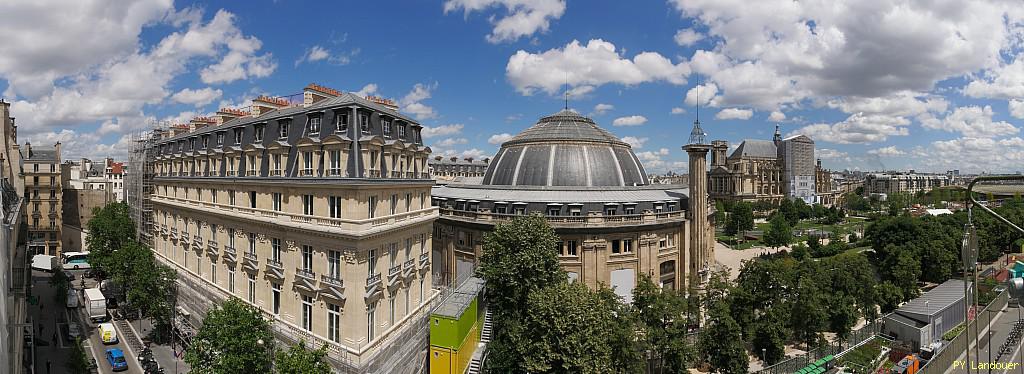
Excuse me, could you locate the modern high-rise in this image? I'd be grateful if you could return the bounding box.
[139,83,438,373]
[22,142,62,256]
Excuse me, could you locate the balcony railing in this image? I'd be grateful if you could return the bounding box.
[242,252,259,271]
[170,228,179,240]
[389,171,402,178]
[387,265,402,287]
[223,245,237,262]
[294,268,317,291]
[419,253,429,269]
[438,208,684,227]
[206,240,219,257]
[366,273,381,288]
[265,258,284,279]
[368,170,381,178]
[402,259,415,277]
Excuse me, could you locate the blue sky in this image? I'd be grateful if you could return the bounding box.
[2,0,1024,173]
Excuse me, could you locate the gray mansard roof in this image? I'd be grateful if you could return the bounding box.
[433,184,689,204]
[482,110,649,187]
[729,139,777,159]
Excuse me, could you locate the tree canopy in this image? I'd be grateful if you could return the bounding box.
[763,214,793,249]
[274,340,332,374]
[477,214,564,323]
[185,298,275,374]
[725,202,754,235]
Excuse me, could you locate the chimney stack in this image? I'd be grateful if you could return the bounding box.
[215,107,249,125]
[303,83,341,107]
[365,96,399,111]
[252,95,290,116]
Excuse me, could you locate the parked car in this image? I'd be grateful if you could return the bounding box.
[66,323,81,342]
[98,323,117,344]
[105,348,128,371]
[66,288,79,308]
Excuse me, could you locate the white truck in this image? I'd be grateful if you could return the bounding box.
[30,254,58,272]
[84,288,107,322]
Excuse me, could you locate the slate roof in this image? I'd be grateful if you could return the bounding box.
[729,139,777,159]
[505,109,627,146]
[898,279,970,317]
[24,149,57,161]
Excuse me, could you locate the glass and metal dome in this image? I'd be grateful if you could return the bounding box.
[482,109,649,187]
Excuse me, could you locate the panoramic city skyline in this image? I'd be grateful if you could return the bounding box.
[3,0,1024,174]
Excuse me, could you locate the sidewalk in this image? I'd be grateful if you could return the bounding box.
[128,317,191,373]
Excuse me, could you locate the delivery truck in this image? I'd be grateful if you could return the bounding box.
[84,287,108,322]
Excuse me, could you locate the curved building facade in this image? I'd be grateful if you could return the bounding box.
[432,110,713,301]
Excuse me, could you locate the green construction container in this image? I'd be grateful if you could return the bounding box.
[430,293,478,350]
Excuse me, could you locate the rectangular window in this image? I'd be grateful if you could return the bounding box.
[301,295,313,331]
[548,207,560,216]
[624,206,635,215]
[420,278,424,304]
[368,248,377,273]
[248,155,257,175]
[303,151,313,176]
[389,243,398,268]
[272,238,281,262]
[228,268,235,293]
[605,207,617,216]
[210,224,217,241]
[360,114,369,133]
[382,119,392,135]
[272,154,282,175]
[328,303,341,343]
[216,132,224,146]
[249,191,257,209]
[234,129,243,144]
[336,113,348,132]
[566,240,578,256]
[254,125,264,142]
[229,190,236,206]
[368,196,377,218]
[308,117,321,135]
[248,232,257,254]
[420,192,426,209]
[405,288,410,317]
[390,194,397,215]
[405,193,412,212]
[272,193,282,211]
[367,302,376,341]
[211,189,218,203]
[303,194,314,215]
[611,240,621,254]
[398,124,406,138]
[328,250,341,278]
[329,150,341,176]
[247,273,256,303]
[623,239,633,253]
[389,298,395,326]
[302,245,313,272]
[329,196,342,218]
[279,121,290,139]
[272,283,281,315]
[210,263,217,284]
[228,228,236,248]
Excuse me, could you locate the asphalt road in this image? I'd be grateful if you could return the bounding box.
[952,304,1024,374]
[36,268,145,374]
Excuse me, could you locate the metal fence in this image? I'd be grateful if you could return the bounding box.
[919,290,1008,374]
[758,320,881,374]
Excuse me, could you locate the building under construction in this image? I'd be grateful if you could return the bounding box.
[126,126,164,247]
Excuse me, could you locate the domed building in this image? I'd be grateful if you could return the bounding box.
[431,110,714,301]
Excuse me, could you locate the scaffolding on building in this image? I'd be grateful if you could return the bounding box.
[126,123,163,247]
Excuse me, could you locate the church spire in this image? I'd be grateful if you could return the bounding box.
[773,124,782,145]
[688,82,707,145]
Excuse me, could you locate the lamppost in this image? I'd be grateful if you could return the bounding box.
[1010,277,1024,374]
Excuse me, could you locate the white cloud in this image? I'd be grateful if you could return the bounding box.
[5,7,274,137]
[684,81,719,107]
[964,55,1024,99]
[790,113,911,144]
[621,136,648,148]
[488,133,514,144]
[171,87,222,107]
[670,0,1022,110]
[674,28,704,47]
[927,137,1024,173]
[506,39,691,95]
[826,92,948,117]
[867,146,907,157]
[354,83,378,97]
[612,115,648,127]
[443,0,566,43]
[399,82,439,120]
[436,148,491,161]
[922,105,1019,138]
[435,138,468,147]
[294,45,357,66]
[715,108,753,120]
[670,107,687,115]
[815,148,849,160]
[1009,99,1024,119]
[768,111,786,121]
[422,124,463,139]
[591,103,614,116]
[635,148,672,172]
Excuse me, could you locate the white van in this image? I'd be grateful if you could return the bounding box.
[66,289,79,308]
[98,323,117,344]
[30,254,58,272]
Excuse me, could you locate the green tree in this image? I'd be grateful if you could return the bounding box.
[752,308,788,365]
[274,340,331,374]
[85,202,136,274]
[790,277,827,348]
[725,202,754,236]
[185,298,275,374]
[50,270,69,304]
[477,214,564,324]
[714,201,727,231]
[885,246,922,300]
[763,214,793,249]
[698,303,748,374]
[876,281,903,313]
[633,275,694,373]
[67,338,92,374]
[791,242,809,260]
[778,198,799,226]
[827,295,859,340]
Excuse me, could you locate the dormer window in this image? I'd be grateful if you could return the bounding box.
[279,120,290,139]
[382,119,392,136]
[201,136,209,149]
[360,114,369,133]
[398,124,406,138]
[308,116,321,136]
[336,113,349,132]
[233,128,243,145]
[216,132,224,146]
[189,138,195,150]
[254,124,264,142]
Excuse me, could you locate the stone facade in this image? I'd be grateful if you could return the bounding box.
[863,172,951,195]
[22,142,62,256]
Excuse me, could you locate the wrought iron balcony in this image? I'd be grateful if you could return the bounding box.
[365,273,382,300]
[242,252,259,271]
[206,240,219,257]
[387,265,402,287]
[223,245,237,263]
[170,228,179,241]
[320,274,346,301]
[181,233,191,245]
[294,268,317,292]
[402,259,415,278]
[418,252,429,269]
[193,235,203,249]
[265,258,284,279]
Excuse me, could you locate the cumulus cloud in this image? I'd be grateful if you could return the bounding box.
[671,107,687,115]
[506,39,691,95]
[621,136,648,148]
[435,148,491,161]
[435,138,468,147]
[964,55,1024,99]
[768,111,786,121]
[715,108,753,120]
[674,28,704,47]
[684,82,719,107]
[592,103,614,116]
[790,113,911,144]
[826,92,948,117]
[867,146,907,157]
[815,148,849,160]
[488,133,514,144]
[1009,99,1024,119]
[922,105,1019,138]
[354,83,378,97]
[612,115,648,127]
[399,82,439,120]
[927,137,1024,173]
[421,124,463,138]
[635,148,672,172]
[669,0,1023,110]
[171,87,222,107]
[443,0,566,43]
